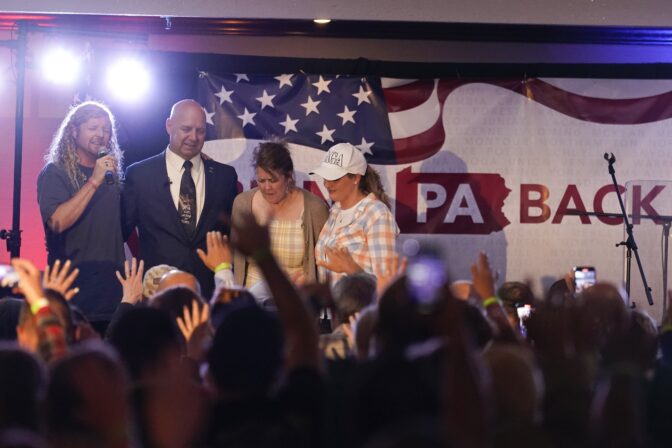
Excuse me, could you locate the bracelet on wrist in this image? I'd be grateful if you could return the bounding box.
[87,178,99,190]
[30,298,49,315]
[251,247,273,263]
[661,323,672,334]
[483,296,501,308]
[214,262,232,273]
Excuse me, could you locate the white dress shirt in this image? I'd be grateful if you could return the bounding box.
[165,148,206,226]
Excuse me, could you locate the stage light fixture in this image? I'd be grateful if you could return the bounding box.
[40,48,81,85]
[313,19,332,24]
[105,58,150,102]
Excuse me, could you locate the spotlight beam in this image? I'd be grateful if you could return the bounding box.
[41,48,81,85]
[106,58,150,102]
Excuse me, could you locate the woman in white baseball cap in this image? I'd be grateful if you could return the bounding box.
[310,142,399,285]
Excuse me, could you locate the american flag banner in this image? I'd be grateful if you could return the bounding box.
[195,73,672,324]
[197,72,445,165]
[196,71,510,239]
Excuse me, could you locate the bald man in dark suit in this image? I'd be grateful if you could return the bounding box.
[122,99,238,297]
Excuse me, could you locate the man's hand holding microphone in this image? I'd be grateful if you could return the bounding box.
[91,151,116,187]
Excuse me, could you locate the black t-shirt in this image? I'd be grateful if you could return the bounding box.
[37,163,124,321]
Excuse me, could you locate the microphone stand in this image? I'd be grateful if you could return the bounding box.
[604,153,654,307]
[664,221,670,316]
[567,209,670,312]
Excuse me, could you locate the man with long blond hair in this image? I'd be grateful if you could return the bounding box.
[37,101,125,331]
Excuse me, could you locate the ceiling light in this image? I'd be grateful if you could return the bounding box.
[106,58,151,102]
[41,48,81,85]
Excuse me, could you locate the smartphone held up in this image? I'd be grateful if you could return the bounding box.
[574,266,596,293]
[0,264,19,289]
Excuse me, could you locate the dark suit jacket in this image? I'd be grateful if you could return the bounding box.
[122,150,238,297]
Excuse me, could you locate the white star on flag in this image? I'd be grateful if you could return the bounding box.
[214,86,233,105]
[256,90,276,110]
[237,107,256,127]
[234,73,250,83]
[356,137,374,155]
[202,108,215,126]
[352,86,372,105]
[312,76,332,95]
[301,96,321,116]
[279,114,299,134]
[274,74,293,88]
[337,105,357,125]
[316,124,335,144]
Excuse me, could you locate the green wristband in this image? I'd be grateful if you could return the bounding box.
[483,296,501,308]
[30,298,49,315]
[214,262,232,273]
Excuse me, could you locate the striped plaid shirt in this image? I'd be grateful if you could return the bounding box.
[246,218,305,287]
[316,193,399,285]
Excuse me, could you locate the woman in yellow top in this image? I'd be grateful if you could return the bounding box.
[232,142,329,290]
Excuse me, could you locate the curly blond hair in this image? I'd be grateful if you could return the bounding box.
[45,101,123,190]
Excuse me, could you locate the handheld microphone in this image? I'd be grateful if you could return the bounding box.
[97,150,115,186]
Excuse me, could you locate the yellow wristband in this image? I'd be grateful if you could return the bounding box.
[30,298,49,315]
[483,296,501,308]
[214,262,232,273]
[661,323,672,334]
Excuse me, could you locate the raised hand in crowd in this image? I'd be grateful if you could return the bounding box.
[471,252,496,300]
[564,271,575,294]
[471,252,518,342]
[231,212,270,257]
[177,299,212,362]
[43,259,79,300]
[231,211,320,370]
[341,312,360,352]
[374,253,407,298]
[317,246,407,299]
[197,231,232,272]
[433,293,493,448]
[11,258,46,306]
[317,246,362,276]
[12,258,68,362]
[116,257,145,305]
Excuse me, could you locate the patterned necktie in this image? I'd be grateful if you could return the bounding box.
[178,160,196,236]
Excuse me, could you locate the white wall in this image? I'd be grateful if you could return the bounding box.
[3,0,672,27]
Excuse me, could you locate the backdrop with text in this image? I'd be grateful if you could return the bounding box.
[197,73,672,322]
